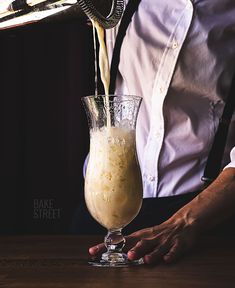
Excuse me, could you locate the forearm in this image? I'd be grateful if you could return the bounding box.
[169,167,235,233]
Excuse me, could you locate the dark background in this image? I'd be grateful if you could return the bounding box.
[0,15,95,234]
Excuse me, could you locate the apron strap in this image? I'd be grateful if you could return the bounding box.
[109,0,141,94]
[202,72,235,184]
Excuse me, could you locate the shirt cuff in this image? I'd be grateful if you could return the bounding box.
[223,146,235,169]
[83,154,89,178]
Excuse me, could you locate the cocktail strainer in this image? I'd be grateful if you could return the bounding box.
[77,0,124,29]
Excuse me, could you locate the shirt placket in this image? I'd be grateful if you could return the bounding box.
[143,0,194,198]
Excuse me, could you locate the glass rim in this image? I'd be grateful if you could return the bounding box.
[81,94,142,101]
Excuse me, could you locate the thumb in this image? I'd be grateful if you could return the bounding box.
[89,243,106,256]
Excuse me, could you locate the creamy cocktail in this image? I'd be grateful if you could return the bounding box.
[85,126,142,230]
[82,95,142,266]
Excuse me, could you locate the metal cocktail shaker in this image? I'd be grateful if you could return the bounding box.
[0,0,124,29]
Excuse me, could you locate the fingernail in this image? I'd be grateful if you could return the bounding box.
[93,246,99,253]
[128,250,137,259]
[144,255,151,264]
[164,255,172,263]
[89,246,98,254]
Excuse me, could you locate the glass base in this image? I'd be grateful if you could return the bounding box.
[88,252,144,267]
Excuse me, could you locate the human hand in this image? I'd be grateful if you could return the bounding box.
[89,217,199,265]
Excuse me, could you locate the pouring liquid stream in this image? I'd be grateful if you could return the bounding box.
[91,20,111,128]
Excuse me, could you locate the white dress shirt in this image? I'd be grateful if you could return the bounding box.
[106,0,235,198]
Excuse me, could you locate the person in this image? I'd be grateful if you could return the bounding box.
[73,0,235,264]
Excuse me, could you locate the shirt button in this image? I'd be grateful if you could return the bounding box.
[147,175,155,182]
[154,131,161,138]
[172,41,179,49]
[159,87,164,93]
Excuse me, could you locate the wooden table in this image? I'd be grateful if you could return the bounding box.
[0,235,234,287]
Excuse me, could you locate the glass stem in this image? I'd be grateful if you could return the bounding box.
[104,229,126,253]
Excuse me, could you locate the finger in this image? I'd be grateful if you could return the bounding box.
[129,226,156,239]
[163,239,183,263]
[124,227,157,252]
[89,243,106,256]
[143,244,169,265]
[127,238,158,261]
[123,235,140,252]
